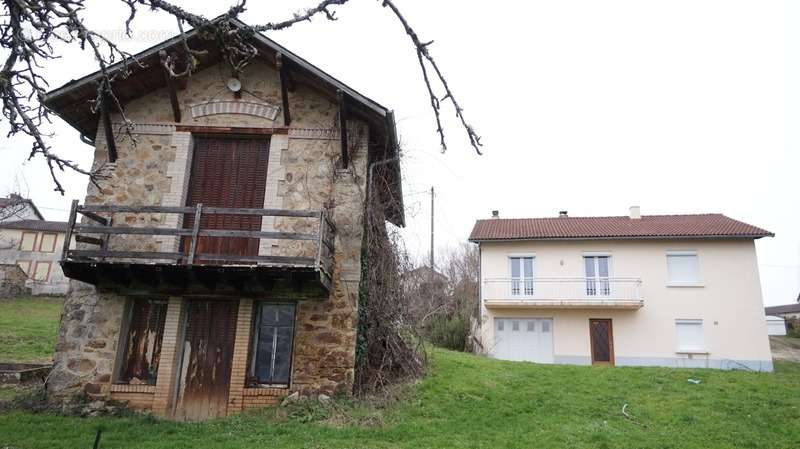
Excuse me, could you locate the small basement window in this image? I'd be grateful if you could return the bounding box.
[117,299,168,385]
[249,303,296,386]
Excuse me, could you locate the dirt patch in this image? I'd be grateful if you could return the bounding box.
[770,336,800,362]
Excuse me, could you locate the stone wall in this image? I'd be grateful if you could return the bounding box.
[0,264,30,298]
[49,58,372,413]
[49,283,126,396]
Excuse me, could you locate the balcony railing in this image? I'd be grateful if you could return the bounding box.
[60,201,335,294]
[482,277,643,309]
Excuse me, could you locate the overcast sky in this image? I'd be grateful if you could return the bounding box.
[1,0,797,306]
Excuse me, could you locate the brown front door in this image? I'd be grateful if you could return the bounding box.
[183,136,270,262]
[589,319,614,365]
[174,300,239,421]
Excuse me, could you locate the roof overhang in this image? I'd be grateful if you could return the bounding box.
[43,18,404,226]
[469,234,774,243]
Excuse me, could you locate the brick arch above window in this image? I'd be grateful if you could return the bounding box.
[189,100,280,121]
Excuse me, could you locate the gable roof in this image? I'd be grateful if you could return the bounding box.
[42,18,404,226]
[765,303,800,315]
[0,220,67,232]
[469,214,773,242]
[0,196,45,221]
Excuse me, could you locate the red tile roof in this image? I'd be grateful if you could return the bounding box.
[469,214,773,241]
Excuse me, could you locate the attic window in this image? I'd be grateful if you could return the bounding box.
[116,299,168,385]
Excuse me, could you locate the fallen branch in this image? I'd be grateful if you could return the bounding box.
[621,403,648,428]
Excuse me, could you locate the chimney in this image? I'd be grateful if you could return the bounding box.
[629,205,641,220]
[491,210,500,219]
[558,210,568,218]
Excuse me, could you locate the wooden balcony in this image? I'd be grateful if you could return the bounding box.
[60,201,335,298]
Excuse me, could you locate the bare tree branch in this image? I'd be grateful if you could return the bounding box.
[380,0,483,155]
[1,0,482,196]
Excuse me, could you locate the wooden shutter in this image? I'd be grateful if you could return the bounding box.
[118,300,168,384]
[175,300,238,420]
[183,136,270,261]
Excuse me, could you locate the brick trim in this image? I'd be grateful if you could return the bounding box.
[243,387,290,397]
[110,384,156,394]
[226,299,253,414]
[189,100,280,121]
[151,297,184,417]
[110,122,176,136]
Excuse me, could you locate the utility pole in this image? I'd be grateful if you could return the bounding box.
[430,186,434,270]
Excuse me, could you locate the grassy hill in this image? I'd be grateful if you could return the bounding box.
[0,297,62,363]
[2,348,799,448]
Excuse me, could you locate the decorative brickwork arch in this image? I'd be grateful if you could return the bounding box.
[189,100,280,121]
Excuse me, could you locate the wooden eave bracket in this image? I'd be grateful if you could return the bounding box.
[99,90,118,163]
[276,52,292,127]
[158,50,182,123]
[337,89,349,168]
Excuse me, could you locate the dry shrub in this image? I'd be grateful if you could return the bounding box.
[354,169,425,395]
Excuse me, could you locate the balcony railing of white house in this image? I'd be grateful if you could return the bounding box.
[482,278,644,309]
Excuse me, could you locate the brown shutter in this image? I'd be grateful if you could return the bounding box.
[183,136,270,261]
[119,300,168,384]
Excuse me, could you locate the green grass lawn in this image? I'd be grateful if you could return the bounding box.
[1,349,799,449]
[0,297,62,363]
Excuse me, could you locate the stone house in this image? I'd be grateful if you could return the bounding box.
[43,19,403,420]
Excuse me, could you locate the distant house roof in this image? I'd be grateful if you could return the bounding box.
[407,266,448,282]
[0,196,44,221]
[0,220,67,233]
[765,303,800,315]
[469,214,773,242]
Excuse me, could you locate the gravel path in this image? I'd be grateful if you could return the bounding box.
[770,336,800,362]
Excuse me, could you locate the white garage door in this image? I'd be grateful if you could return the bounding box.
[494,318,554,363]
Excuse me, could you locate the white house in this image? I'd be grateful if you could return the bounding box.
[469,207,774,371]
[0,196,74,295]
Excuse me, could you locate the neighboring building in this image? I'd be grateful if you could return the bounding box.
[469,207,774,371]
[42,18,403,421]
[0,196,73,295]
[765,297,800,320]
[765,316,787,336]
[0,194,45,222]
[403,265,450,319]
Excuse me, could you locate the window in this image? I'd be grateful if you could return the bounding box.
[19,232,37,251]
[16,261,31,276]
[38,233,57,252]
[675,319,705,352]
[117,299,168,385]
[541,320,551,333]
[496,319,504,331]
[32,261,50,282]
[584,255,610,295]
[527,320,536,332]
[510,256,534,295]
[250,303,295,386]
[512,320,520,331]
[667,252,701,285]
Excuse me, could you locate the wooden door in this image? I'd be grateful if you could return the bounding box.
[589,319,614,365]
[183,136,269,263]
[174,300,238,421]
